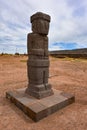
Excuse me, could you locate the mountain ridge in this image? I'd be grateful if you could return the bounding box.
[49,48,87,58]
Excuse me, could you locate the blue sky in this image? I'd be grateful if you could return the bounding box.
[0,0,87,53]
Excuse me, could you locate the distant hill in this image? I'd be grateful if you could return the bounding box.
[49,48,87,58]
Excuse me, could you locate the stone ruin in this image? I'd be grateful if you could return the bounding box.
[6,12,75,122]
[26,12,54,99]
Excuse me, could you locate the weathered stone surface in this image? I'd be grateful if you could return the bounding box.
[31,19,49,35]
[6,88,75,122]
[27,66,49,83]
[30,12,50,35]
[27,33,48,57]
[31,12,50,23]
[26,84,53,99]
[27,59,49,67]
[26,12,53,99]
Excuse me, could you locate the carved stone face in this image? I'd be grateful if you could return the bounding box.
[31,19,49,35]
[30,12,50,35]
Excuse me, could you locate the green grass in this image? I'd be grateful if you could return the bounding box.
[50,56,87,62]
[20,60,27,62]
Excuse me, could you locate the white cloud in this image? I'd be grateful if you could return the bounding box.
[0,0,87,53]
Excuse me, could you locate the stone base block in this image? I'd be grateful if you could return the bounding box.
[6,88,75,122]
[26,84,54,99]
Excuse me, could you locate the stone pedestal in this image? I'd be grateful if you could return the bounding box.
[6,12,75,122]
[6,88,75,122]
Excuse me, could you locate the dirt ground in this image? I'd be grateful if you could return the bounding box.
[0,55,87,130]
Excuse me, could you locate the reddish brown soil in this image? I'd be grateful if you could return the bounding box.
[0,55,87,130]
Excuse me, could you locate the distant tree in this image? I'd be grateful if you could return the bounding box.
[15,52,19,55]
[24,52,26,55]
[1,52,4,55]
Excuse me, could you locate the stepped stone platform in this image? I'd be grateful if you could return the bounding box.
[6,88,75,122]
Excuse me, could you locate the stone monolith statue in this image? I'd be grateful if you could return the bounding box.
[26,12,54,99]
[6,12,75,122]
